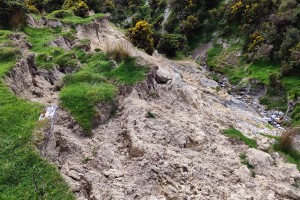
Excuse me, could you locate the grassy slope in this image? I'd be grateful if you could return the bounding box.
[60,49,148,133]
[0,31,74,199]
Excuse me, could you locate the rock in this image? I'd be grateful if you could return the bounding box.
[110,60,118,68]
[278,111,284,117]
[271,115,277,120]
[49,36,72,50]
[247,148,273,170]
[103,169,124,178]
[263,117,272,123]
[173,72,183,88]
[200,78,219,88]
[155,67,172,84]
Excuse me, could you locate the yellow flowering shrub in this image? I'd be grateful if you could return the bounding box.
[248,32,265,51]
[127,20,155,55]
[231,1,243,14]
[63,0,89,17]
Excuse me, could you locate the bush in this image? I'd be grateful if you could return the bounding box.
[180,15,200,35]
[157,33,181,57]
[63,0,89,17]
[127,20,155,55]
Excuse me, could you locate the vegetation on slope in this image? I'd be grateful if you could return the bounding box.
[0,31,74,200]
[223,127,257,148]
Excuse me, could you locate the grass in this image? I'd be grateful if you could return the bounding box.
[47,10,105,25]
[0,36,74,199]
[60,52,148,133]
[60,83,117,134]
[247,61,281,85]
[261,130,300,171]
[110,58,149,85]
[24,27,67,69]
[206,42,300,125]
[239,152,256,177]
[206,44,223,70]
[259,95,288,111]
[223,127,257,148]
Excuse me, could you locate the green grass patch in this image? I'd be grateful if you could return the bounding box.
[60,83,117,133]
[223,127,257,148]
[60,53,147,133]
[282,76,300,100]
[206,44,223,70]
[111,58,149,85]
[274,143,300,171]
[60,52,117,133]
[24,27,68,69]
[259,95,288,111]
[260,133,280,140]
[247,61,281,85]
[0,36,74,199]
[47,10,105,25]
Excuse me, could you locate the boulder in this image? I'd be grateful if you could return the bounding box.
[155,67,172,84]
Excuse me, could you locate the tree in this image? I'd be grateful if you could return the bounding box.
[127,20,155,55]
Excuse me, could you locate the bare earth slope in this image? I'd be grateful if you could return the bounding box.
[7,18,300,199]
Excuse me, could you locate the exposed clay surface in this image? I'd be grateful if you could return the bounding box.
[6,18,300,199]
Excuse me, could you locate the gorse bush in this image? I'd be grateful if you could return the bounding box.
[63,0,89,17]
[157,33,183,57]
[127,20,155,55]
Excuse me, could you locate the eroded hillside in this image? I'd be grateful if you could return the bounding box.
[0,13,299,199]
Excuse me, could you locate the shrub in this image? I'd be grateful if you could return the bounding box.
[0,0,27,29]
[180,15,200,35]
[157,33,181,57]
[127,20,155,55]
[63,0,89,17]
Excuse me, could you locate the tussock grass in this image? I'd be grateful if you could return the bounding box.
[105,41,131,62]
[261,129,300,171]
[276,128,299,154]
[223,127,257,148]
